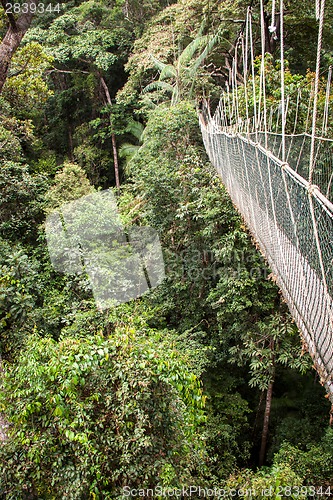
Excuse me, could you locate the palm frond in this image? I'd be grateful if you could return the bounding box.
[178,35,209,67]
[159,64,177,81]
[126,119,145,141]
[119,143,140,160]
[191,32,220,74]
[143,81,175,94]
[149,54,168,72]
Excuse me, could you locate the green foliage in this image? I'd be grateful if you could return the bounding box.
[229,313,312,390]
[282,0,333,72]
[267,379,332,461]
[225,463,304,498]
[0,240,43,359]
[44,162,94,214]
[0,124,22,162]
[0,0,331,492]
[0,105,36,163]
[119,119,145,166]
[73,122,115,186]
[3,42,54,117]
[204,390,252,479]
[117,0,240,106]
[0,162,48,242]
[272,429,333,486]
[28,5,118,70]
[144,31,220,105]
[0,328,206,498]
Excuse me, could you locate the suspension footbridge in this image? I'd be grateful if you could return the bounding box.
[200,0,333,400]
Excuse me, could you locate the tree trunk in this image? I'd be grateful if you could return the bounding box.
[0,0,37,93]
[0,354,7,442]
[100,76,120,192]
[111,133,120,190]
[122,0,129,18]
[68,123,74,161]
[264,10,281,55]
[259,378,274,466]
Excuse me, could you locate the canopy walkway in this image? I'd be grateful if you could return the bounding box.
[200,0,333,401]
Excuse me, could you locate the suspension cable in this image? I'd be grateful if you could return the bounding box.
[234,39,241,127]
[322,65,332,136]
[280,0,286,161]
[242,27,250,135]
[269,0,277,38]
[248,7,258,137]
[309,0,326,184]
[259,0,268,147]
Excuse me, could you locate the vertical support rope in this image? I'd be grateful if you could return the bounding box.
[322,65,332,136]
[305,80,315,134]
[242,28,250,136]
[226,82,232,124]
[286,88,302,162]
[249,7,258,137]
[270,0,276,30]
[222,93,228,128]
[259,0,268,148]
[309,0,325,184]
[231,58,237,125]
[292,88,301,136]
[280,0,286,162]
[268,107,274,131]
[234,40,240,129]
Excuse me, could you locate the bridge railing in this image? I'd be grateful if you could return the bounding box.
[200,104,333,400]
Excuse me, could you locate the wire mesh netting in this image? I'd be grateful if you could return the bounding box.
[252,132,333,203]
[200,103,333,399]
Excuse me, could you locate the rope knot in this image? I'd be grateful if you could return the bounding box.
[307,184,320,195]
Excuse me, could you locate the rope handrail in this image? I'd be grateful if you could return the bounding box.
[199,1,333,401]
[200,107,333,399]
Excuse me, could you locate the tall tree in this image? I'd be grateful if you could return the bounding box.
[144,31,220,105]
[0,0,37,92]
[27,2,130,187]
[229,313,311,465]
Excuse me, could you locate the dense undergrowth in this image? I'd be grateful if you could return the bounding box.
[0,0,332,497]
